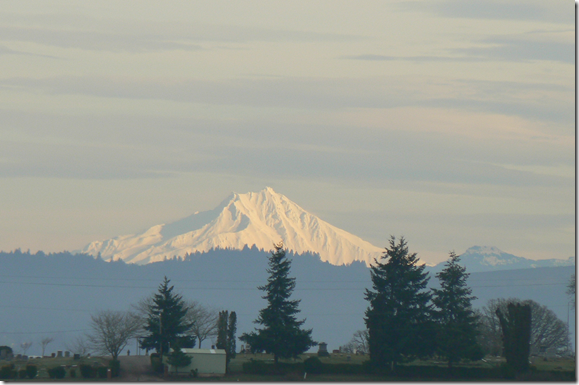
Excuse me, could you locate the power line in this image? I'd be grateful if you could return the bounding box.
[0,274,570,285]
[0,280,567,290]
[0,329,89,335]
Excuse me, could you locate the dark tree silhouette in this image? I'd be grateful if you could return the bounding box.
[140,277,194,354]
[365,236,435,370]
[432,252,483,368]
[216,310,228,352]
[478,298,570,356]
[167,345,192,375]
[497,303,531,373]
[227,311,237,359]
[240,242,316,364]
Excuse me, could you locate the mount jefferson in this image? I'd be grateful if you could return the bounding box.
[80,187,383,266]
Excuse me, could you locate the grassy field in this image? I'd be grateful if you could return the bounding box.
[1,353,574,381]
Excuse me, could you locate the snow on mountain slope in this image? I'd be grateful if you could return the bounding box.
[430,245,575,273]
[80,187,384,266]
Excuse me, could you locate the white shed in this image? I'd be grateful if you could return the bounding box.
[165,348,227,377]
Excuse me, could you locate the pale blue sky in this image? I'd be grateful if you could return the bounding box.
[0,0,574,264]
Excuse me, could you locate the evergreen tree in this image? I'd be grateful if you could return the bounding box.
[496,303,532,373]
[140,277,195,355]
[432,252,482,368]
[216,310,228,351]
[166,346,192,375]
[364,236,434,370]
[240,242,316,364]
[227,311,237,359]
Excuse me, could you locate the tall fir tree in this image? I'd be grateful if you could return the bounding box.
[432,252,482,368]
[497,303,532,373]
[227,311,237,359]
[364,236,434,370]
[216,310,228,350]
[240,242,316,364]
[140,277,195,354]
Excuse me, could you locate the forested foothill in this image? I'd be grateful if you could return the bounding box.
[0,244,575,381]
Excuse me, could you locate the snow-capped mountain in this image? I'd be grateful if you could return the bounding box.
[80,187,383,266]
[430,245,575,273]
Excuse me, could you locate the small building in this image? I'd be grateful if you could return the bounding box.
[165,348,227,377]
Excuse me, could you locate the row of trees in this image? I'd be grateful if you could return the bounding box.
[78,277,234,361]
[364,236,571,372]
[82,243,315,368]
[68,237,571,375]
[365,237,479,369]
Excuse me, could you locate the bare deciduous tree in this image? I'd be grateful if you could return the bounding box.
[86,310,141,359]
[340,329,369,354]
[40,337,54,357]
[132,296,153,335]
[185,300,218,348]
[66,335,92,357]
[20,341,32,355]
[478,298,570,356]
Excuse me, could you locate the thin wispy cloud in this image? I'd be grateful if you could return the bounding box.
[0,1,573,262]
[399,0,573,24]
[0,74,571,124]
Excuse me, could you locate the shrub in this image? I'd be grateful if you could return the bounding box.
[0,346,13,356]
[79,363,96,378]
[1,365,14,379]
[97,366,108,378]
[304,356,323,374]
[109,359,121,377]
[47,366,66,379]
[69,368,77,378]
[242,360,303,375]
[25,364,38,379]
[150,353,164,373]
[18,368,27,379]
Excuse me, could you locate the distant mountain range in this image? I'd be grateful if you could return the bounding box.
[430,246,574,274]
[78,187,573,272]
[0,249,574,355]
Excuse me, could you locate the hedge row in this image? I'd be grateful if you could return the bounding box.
[242,360,303,375]
[243,360,365,375]
[47,366,66,379]
[242,360,575,381]
[0,364,16,380]
[78,363,110,378]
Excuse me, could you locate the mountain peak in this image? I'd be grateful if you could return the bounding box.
[463,245,503,255]
[79,188,383,266]
[430,245,575,273]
